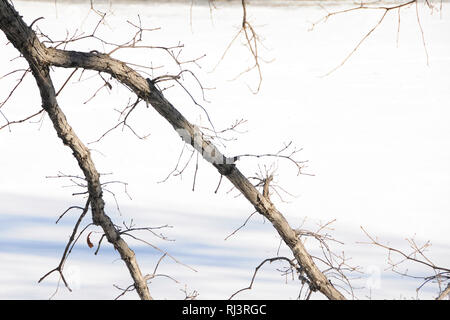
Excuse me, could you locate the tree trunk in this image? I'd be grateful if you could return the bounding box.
[0,0,152,300]
[0,0,345,300]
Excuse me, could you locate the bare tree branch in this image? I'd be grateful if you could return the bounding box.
[0,2,152,300]
[360,226,450,298]
[39,197,91,292]
[0,0,348,300]
[311,0,432,76]
[229,257,302,300]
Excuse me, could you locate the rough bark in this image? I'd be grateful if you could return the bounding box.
[0,1,152,300]
[0,0,345,300]
[437,284,450,300]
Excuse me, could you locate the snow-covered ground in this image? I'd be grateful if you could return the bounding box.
[0,0,449,299]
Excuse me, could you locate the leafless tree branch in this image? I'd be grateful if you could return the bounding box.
[360,226,450,298]
[0,0,354,300]
[311,0,432,76]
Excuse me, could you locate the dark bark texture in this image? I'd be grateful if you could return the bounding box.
[0,0,345,300]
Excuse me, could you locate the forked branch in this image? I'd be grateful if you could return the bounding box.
[0,0,344,300]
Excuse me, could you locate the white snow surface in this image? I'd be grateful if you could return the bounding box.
[0,0,449,299]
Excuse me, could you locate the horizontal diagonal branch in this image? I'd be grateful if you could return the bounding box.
[41,32,343,301]
[0,1,151,300]
[0,0,345,300]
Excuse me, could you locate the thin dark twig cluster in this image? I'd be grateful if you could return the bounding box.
[32,5,208,139]
[158,118,247,188]
[113,253,180,300]
[1,0,347,301]
[229,255,339,300]
[229,257,302,300]
[180,284,199,300]
[212,0,272,93]
[45,171,131,216]
[310,0,436,76]
[360,227,450,299]
[228,218,360,300]
[38,197,92,297]
[236,141,312,177]
[0,68,47,132]
[294,219,361,299]
[223,142,310,201]
[110,220,199,299]
[89,97,151,144]
[247,164,298,204]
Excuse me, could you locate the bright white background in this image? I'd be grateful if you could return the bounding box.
[0,0,449,299]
